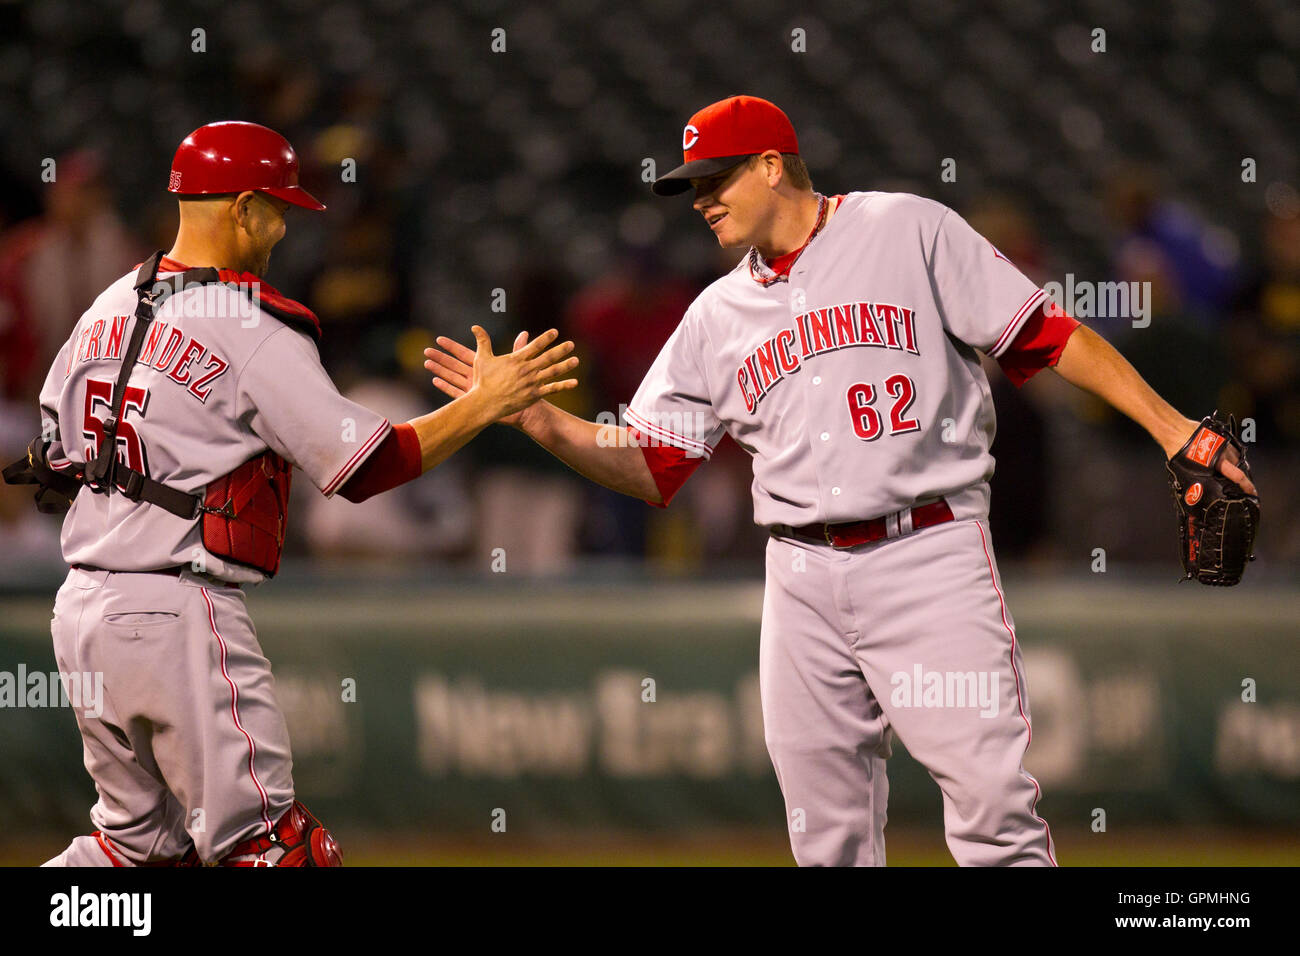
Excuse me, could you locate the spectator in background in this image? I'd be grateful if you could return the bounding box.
[1222,210,1300,561]
[0,169,40,401]
[1226,211,1300,447]
[1105,164,1241,327]
[1106,236,1225,435]
[0,151,143,400]
[305,190,409,373]
[300,119,417,374]
[0,399,67,578]
[666,244,773,571]
[965,196,1056,561]
[1094,170,1234,438]
[469,261,591,574]
[301,358,474,563]
[1056,171,1248,563]
[0,187,62,572]
[567,244,701,562]
[568,245,697,412]
[290,118,447,563]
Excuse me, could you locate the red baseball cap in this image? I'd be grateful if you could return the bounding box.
[652,95,799,196]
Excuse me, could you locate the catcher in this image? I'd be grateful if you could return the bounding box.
[3,121,579,866]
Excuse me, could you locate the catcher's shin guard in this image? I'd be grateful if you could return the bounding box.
[218,801,343,867]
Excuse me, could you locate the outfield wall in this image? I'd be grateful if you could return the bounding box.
[1,576,1297,838]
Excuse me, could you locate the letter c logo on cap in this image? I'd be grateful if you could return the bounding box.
[683,124,699,150]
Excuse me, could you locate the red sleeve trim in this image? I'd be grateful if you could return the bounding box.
[624,408,713,459]
[322,419,392,496]
[997,302,1082,387]
[337,423,421,503]
[630,426,705,508]
[990,289,1049,357]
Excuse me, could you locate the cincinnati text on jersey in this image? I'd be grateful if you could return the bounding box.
[737,301,920,412]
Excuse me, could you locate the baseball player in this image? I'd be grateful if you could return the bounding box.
[6,121,579,866]
[424,95,1259,866]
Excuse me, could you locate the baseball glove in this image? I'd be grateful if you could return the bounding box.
[1165,414,1259,586]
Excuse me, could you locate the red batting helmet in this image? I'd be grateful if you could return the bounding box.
[167,121,325,211]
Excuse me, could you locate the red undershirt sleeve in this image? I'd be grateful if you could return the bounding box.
[630,426,706,508]
[337,422,423,503]
[996,302,1082,387]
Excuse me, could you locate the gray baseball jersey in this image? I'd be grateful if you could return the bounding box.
[626,191,1047,527]
[38,259,390,584]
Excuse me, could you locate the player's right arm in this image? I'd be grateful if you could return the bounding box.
[514,399,662,503]
[425,332,662,503]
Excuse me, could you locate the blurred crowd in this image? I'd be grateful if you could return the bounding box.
[1,0,1296,578]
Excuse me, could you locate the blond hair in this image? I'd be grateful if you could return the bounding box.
[750,153,813,191]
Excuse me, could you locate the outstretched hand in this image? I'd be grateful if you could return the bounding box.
[425,328,571,427]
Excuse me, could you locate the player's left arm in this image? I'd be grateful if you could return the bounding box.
[926,206,1253,496]
[1048,323,1257,495]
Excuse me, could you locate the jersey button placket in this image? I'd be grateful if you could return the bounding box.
[794,284,832,512]
[790,283,821,504]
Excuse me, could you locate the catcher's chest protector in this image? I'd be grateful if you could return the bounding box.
[202,451,293,577]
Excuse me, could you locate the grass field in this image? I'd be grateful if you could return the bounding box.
[6,827,1297,866]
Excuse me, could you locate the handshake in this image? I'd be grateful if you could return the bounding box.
[423,325,578,429]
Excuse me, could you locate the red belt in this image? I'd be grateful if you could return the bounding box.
[770,499,955,549]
